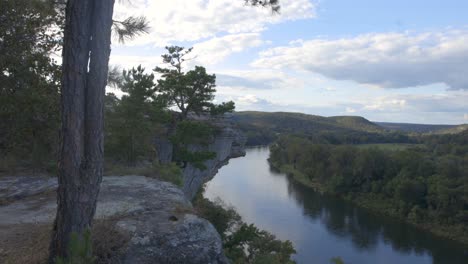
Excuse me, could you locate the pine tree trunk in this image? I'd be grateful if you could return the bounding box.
[48,0,114,262]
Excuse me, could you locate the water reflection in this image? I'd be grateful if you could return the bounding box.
[286,178,467,263]
[204,147,468,264]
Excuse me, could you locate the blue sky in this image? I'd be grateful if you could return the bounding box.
[110,0,468,124]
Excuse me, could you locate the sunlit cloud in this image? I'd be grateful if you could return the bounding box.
[190,33,266,66]
[216,70,304,90]
[252,29,468,90]
[113,0,316,46]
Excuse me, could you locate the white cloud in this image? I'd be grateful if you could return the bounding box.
[223,94,278,111]
[252,29,468,90]
[109,33,265,71]
[403,93,467,113]
[113,0,316,46]
[363,99,407,111]
[345,107,356,113]
[464,114,468,121]
[109,54,161,70]
[191,33,265,66]
[237,94,262,104]
[216,70,304,90]
[355,92,468,114]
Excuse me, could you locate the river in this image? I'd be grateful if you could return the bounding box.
[204,147,468,264]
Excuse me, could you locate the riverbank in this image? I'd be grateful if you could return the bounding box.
[269,160,468,247]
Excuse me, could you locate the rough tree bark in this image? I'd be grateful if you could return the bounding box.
[48,0,115,262]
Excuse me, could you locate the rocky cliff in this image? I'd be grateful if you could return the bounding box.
[0,114,245,263]
[0,176,229,264]
[155,113,246,199]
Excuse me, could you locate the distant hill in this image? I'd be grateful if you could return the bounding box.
[328,116,383,132]
[233,111,389,145]
[233,111,468,146]
[234,111,383,134]
[435,124,468,134]
[376,122,468,134]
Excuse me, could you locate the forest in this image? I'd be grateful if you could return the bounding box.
[269,130,468,244]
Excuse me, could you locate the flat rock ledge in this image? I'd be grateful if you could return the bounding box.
[0,175,229,264]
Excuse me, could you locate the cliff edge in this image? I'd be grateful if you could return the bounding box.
[0,176,229,264]
[155,113,246,199]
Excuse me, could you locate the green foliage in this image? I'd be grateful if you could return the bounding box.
[193,193,296,264]
[269,132,468,242]
[330,257,345,264]
[112,16,150,43]
[210,101,236,116]
[194,195,241,237]
[152,162,184,186]
[170,121,214,145]
[56,230,96,264]
[0,0,62,171]
[225,224,296,264]
[154,46,234,119]
[104,66,169,164]
[170,120,217,170]
[173,149,216,170]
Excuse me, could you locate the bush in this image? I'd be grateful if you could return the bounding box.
[193,190,296,264]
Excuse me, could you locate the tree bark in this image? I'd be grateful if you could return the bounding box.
[49,0,114,262]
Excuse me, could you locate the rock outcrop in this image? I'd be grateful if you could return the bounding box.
[0,113,246,263]
[0,176,229,264]
[156,113,246,199]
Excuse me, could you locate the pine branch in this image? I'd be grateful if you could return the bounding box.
[244,0,281,13]
[107,65,123,88]
[112,16,150,43]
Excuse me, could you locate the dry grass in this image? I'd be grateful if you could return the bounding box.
[0,218,131,264]
[0,224,51,264]
[172,202,195,216]
[92,218,131,264]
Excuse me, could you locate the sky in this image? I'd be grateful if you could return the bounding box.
[110,0,468,124]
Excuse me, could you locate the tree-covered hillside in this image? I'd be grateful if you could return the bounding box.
[233,111,413,146]
[376,122,468,134]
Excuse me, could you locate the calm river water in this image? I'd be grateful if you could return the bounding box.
[204,147,468,264]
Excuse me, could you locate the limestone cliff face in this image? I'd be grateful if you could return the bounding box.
[156,113,246,199]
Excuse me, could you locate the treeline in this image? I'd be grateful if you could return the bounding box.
[241,128,414,146]
[269,131,468,243]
